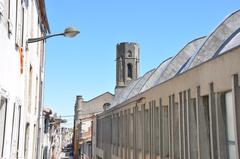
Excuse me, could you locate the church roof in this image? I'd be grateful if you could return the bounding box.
[110,10,240,108]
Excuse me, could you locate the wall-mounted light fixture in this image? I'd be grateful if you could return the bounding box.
[27,27,80,43]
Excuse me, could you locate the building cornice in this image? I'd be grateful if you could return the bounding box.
[37,0,50,34]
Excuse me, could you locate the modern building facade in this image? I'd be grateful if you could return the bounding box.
[0,0,49,158]
[95,10,240,159]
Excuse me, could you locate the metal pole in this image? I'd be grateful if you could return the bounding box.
[27,33,64,43]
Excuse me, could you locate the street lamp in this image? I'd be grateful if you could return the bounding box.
[27,27,80,43]
[31,27,78,159]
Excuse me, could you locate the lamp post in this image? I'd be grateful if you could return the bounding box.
[27,27,80,43]
[30,27,79,159]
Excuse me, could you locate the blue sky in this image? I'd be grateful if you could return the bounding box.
[44,0,239,126]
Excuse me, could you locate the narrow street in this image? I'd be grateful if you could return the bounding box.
[0,0,239,159]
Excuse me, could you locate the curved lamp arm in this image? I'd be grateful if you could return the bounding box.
[27,33,64,43]
[27,27,80,44]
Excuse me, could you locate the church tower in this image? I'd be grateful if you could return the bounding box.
[116,42,140,90]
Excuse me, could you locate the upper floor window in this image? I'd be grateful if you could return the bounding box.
[44,118,49,133]
[15,0,24,47]
[127,63,132,79]
[0,0,12,36]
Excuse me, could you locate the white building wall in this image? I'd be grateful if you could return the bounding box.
[0,0,48,158]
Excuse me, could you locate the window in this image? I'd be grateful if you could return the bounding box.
[127,63,133,79]
[34,77,38,115]
[32,124,36,159]
[127,50,132,57]
[0,96,7,157]
[16,105,21,158]
[15,0,24,47]
[2,0,12,35]
[10,103,21,158]
[43,146,48,159]
[2,0,8,21]
[28,66,32,112]
[44,118,49,133]
[10,103,16,156]
[30,0,34,37]
[225,92,236,159]
[7,0,12,35]
[24,123,30,159]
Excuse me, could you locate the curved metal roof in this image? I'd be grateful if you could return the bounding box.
[188,10,240,69]
[219,31,240,54]
[127,69,155,99]
[110,10,240,109]
[110,77,142,107]
[110,69,155,107]
[140,57,172,93]
[156,37,206,84]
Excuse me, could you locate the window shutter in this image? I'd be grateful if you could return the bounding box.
[0,1,4,19]
[15,1,23,47]
[7,0,12,35]
[0,0,8,27]
[3,0,7,20]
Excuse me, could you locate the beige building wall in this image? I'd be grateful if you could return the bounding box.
[94,10,240,159]
[96,47,240,159]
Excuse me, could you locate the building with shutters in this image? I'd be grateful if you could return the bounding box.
[0,0,49,158]
[94,10,240,159]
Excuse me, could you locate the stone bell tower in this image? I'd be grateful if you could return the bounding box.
[115,42,140,90]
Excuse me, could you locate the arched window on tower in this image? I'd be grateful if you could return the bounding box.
[127,50,132,57]
[127,63,133,79]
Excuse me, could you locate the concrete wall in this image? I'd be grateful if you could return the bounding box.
[96,47,240,159]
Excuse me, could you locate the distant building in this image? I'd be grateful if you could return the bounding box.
[42,108,68,159]
[49,114,67,159]
[61,127,73,149]
[96,10,240,159]
[74,93,114,159]
[0,0,49,159]
[73,42,139,159]
[42,107,52,159]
